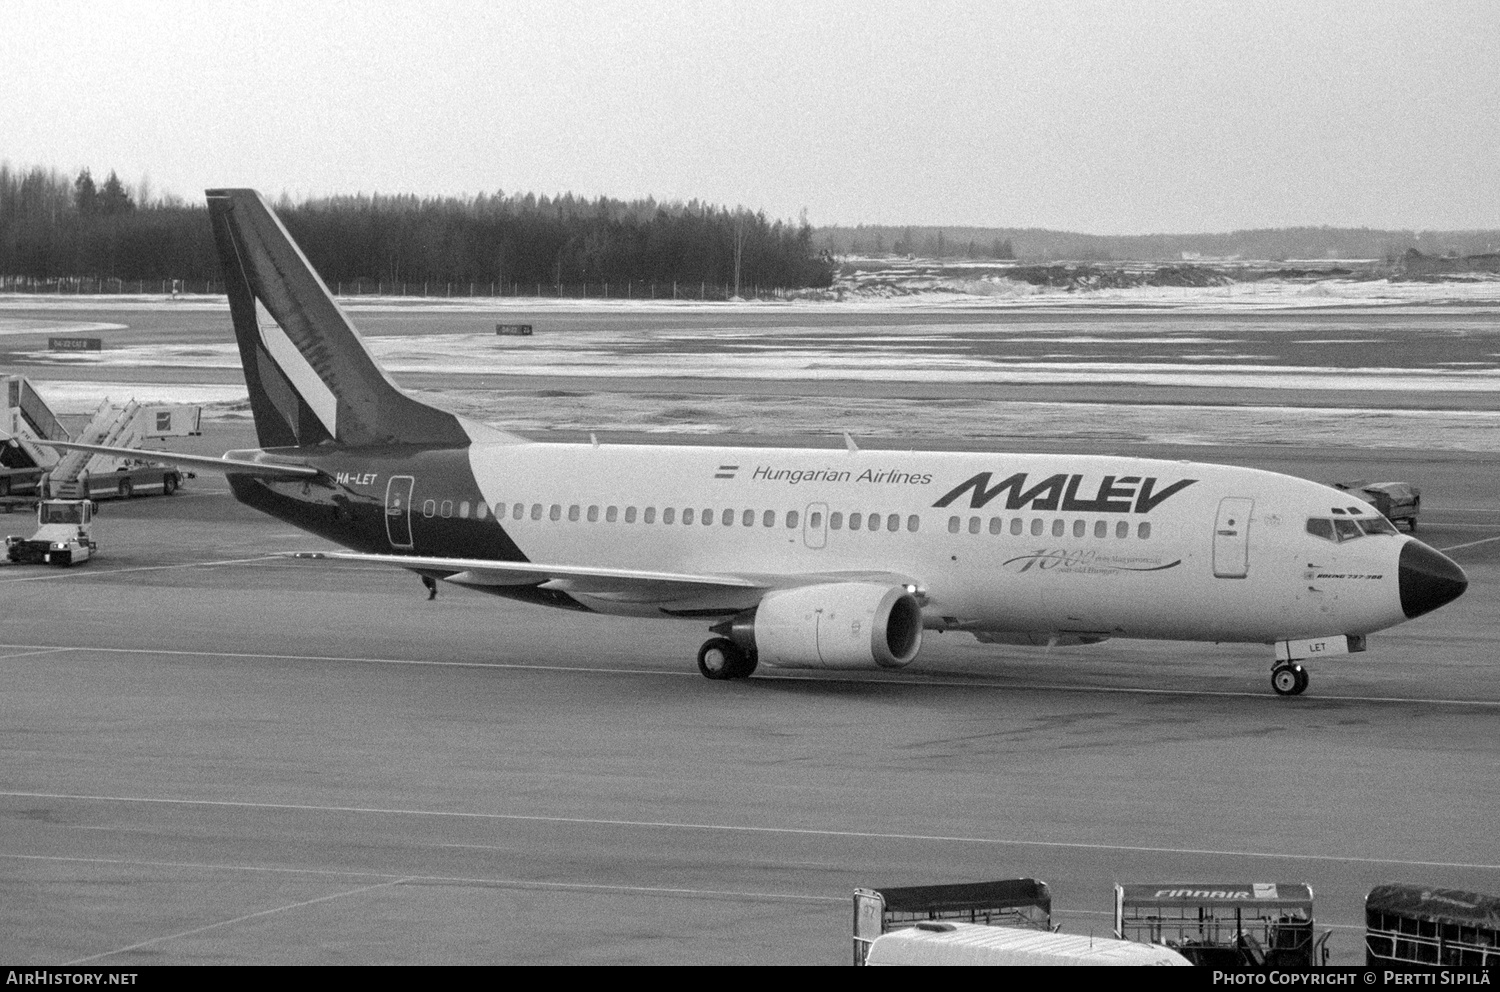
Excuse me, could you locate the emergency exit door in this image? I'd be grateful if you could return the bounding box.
[1213,497,1253,578]
[385,475,415,548]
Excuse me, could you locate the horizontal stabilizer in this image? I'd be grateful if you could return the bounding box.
[32,439,321,480]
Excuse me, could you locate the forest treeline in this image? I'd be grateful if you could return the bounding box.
[817,223,1500,263]
[0,164,836,291]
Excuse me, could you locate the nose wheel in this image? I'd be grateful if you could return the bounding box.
[697,637,758,680]
[1272,663,1309,696]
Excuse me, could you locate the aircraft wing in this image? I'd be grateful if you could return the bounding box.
[32,439,322,480]
[288,551,920,605]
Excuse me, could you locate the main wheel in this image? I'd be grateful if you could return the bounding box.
[1293,666,1310,695]
[118,480,133,499]
[1272,664,1301,696]
[697,637,757,680]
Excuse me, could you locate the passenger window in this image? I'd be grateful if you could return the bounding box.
[1138,522,1151,539]
[1333,518,1362,541]
[1116,520,1128,538]
[568,504,580,522]
[907,514,920,532]
[989,517,1003,535]
[441,500,454,518]
[600,506,614,522]
[683,508,695,525]
[722,509,734,526]
[850,512,862,531]
[1010,518,1023,535]
[809,511,823,528]
[742,509,754,527]
[1051,519,1064,537]
[829,512,843,530]
[512,503,523,519]
[476,502,488,520]
[969,517,981,535]
[1031,518,1044,536]
[645,507,657,524]
[948,516,960,534]
[530,503,543,520]
[587,505,599,522]
[625,506,637,523]
[1073,519,1085,538]
[1094,520,1107,538]
[763,510,775,527]
[787,510,799,528]
[663,508,675,524]
[459,501,471,519]
[887,514,899,532]
[423,500,436,518]
[549,504,561,521]
[702,508,712,525]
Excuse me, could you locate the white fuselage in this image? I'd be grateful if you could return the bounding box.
[458,442,1410,645]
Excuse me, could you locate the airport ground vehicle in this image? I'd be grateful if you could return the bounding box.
[1333,480,1420,531]
[1365,884,1500,967]
[1114,883,1330,967]
[853,878,1052,965]
[5,499,97,566]
[864,921,1190,966]
[61,463,184,500]
[2,374,198,501]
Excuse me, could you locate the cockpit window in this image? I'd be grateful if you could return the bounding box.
[1333,518,1363,541]
[1307,514,1398,543]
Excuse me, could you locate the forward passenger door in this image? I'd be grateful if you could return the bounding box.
[1213,497,1253,578]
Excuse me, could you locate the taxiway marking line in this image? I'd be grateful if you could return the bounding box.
[6,791,1499,873]
[64,877,411,965]
[0,646,72,661]
[1437,534,1500,553]
[4,851,838,912]
[0,554,280,583]
[1,641,1497,707]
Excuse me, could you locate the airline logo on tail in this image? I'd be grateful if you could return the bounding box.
[253,298,338,439]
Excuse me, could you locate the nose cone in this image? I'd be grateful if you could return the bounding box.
[1399,540,1468,619]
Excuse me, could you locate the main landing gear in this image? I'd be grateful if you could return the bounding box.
[1271,663,1310,696]
[697,637,758,680]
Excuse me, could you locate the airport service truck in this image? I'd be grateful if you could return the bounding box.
[5,499,97,566]
[853,878,1053,965]
[3,375,199,501]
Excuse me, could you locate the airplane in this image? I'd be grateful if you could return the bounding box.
[43,188,1469,697]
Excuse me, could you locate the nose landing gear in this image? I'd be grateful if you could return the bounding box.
[1272,663,1309,696]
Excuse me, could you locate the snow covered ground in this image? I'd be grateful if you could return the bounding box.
[5,277,1499,450]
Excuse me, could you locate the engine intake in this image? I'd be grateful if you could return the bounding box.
[752,582,923,670]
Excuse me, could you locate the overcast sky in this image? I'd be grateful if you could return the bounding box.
[3,0,1498,234]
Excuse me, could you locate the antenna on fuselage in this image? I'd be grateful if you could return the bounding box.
[844,432,859,454]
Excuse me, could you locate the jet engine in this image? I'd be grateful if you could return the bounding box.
[750,582,923,670]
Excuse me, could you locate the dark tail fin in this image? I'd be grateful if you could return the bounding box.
[206,188,485,449]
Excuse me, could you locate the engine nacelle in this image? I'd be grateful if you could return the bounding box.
[752,583,923,670]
